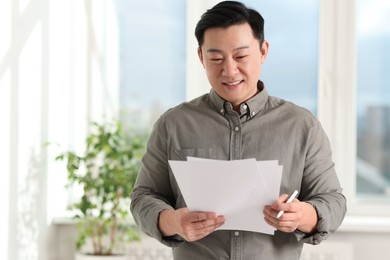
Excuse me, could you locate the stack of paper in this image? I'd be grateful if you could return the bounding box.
[168,157,283,235]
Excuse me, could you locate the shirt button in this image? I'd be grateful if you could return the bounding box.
[242,104,247,110]
[234,231,240,236]
[234,126,239,131]
[220,109,224,114]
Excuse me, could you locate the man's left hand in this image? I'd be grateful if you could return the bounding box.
[263,194,318,233]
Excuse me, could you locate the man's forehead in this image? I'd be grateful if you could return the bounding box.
[201,23,258,49]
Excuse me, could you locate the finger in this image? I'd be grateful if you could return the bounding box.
[264,212,298,233]
[180,212,224,241]
[192,216,225,236]
[264,205,281,220]
[184,219,225,242]
[276,219,298,233]
[277,194,290,203]
[203,220,224,232]
[263,205,272,218]
[271,194,290,210]
[187,211,217,223]
[193,215,225,231]
[199,219,225,235]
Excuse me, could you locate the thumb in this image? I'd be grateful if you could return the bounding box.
[271,194,289,209]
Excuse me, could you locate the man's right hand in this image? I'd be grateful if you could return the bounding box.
[158,207,225,242]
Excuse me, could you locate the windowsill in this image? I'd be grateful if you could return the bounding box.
[338,215,390,233]
[52,217,76,225]
[52,215,390,233]
[51,216,138,225]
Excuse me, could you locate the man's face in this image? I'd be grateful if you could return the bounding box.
[198,23,268,109]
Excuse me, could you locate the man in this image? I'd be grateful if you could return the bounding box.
[130,1,346,259]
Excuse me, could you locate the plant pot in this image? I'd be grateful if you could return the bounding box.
[75,254,129,260]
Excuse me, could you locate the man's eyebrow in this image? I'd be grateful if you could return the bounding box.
[206,48,222,53]
[206,45,250,53]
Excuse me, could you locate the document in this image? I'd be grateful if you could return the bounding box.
[168,157,283,235]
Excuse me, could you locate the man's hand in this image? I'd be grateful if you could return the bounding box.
[263,194,318,234]
[158,208,225,242]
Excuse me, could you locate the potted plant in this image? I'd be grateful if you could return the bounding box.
[55,121,146,259]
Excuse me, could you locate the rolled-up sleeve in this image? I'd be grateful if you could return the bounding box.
[130,117,183,247]
[295,118,347,244]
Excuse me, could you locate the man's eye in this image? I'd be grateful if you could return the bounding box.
[210,58,223,63]
[236,55,248,60]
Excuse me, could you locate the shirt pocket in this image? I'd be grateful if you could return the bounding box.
[172,148,216,161]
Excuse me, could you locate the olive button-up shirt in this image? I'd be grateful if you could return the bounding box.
[130,81,346,260]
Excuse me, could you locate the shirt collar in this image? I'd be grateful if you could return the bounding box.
[210,80,269,119]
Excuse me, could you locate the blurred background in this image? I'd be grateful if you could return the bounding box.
[0,0,389,259]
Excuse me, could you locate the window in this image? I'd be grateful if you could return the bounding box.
[356,0,390,198]
[243,0,319,113]
[114,0,186,130]
[313,0,390,218]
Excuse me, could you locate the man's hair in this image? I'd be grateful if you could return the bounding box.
[195,1,265,48]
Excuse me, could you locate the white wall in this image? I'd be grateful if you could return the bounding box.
[330,231,390,260]
[0,0,119,259]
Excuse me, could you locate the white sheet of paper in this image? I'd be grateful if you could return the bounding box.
[256,160,283,201]
[168,158,282,235]
[187,156,272,203]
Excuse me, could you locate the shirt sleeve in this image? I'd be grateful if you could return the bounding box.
[294,117,347,245]
[130,116,183,247]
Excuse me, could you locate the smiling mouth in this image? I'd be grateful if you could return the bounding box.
[223,80,244,88]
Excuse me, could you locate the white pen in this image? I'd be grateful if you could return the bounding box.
[276,190,299,219]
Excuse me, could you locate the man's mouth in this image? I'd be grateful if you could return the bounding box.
[223,80,243,88]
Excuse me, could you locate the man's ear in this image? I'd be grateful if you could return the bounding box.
[197,47,205,67]
[260,40,269,64]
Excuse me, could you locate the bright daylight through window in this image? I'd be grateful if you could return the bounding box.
[114,0,186,131]
[244,0,319,114]
[356,0,390,199]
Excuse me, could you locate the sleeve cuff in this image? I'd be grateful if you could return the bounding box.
[146,204,184,247]
[294,201,330,245]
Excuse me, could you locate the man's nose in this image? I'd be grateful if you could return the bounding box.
[222,58,239,77]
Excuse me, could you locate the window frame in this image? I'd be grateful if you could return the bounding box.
[319,0,390,218]
[186,0,390,227]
